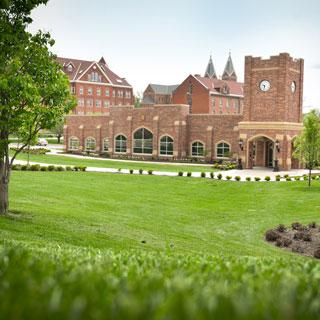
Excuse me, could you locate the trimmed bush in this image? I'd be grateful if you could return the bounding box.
[284,174,289,178]
[30,164,40,171]
[201,172,206,178]
[210,172,214,179]
[11,164,22,171]
[265,229,280,242]
[275,176,281,181]
[48,165,55,172]
[40,166,47,171]
[129,169,134,174]
[56,166,65,172]
[139,169,143,174]
[275,174,281,179]
[282,238,292,247]
[178,171,183,177]
[264,176,271,181]
[148,170,153,175]
[254,177,261,181]
[294,176,301,181]
[187,172,192,177]
[65,166,73,171]
[217,173,222,180]
[21,165,29,171]
[118,168,122,172]
[245,177,251,181]
[303,175,308,181]
[226,176,232,180]
[286,177,292,181]
[234,176,241,181]
[276,224,286,233]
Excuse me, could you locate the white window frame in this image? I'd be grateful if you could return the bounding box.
[216,141,231,158]
[191,141,205,157]
[85,137,96,152]
[69,137,79,151]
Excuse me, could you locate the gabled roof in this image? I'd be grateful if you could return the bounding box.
[222,53,237,81]
[148,84,179,95]
[57,56,132,87]
[204,55,217,78]
[194,75,243,96]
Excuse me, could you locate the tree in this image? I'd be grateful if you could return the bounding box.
[293,110,320,187]
[52,117,65,144]
[0,0,76,215]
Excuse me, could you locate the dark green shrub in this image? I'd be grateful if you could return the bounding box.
[139,169,143,174]
[276,224,286,232]
[254,177,261,181]
[226,176,232,180]
[48,165,55,172]
[40,166,47,171]
[79,166,87,172]
[312,175,317,180]
[286,177,292,181]
[264,176,270,181]
[129,169,134,174]
[275,174,281,179]
[148,170,153,175]
[210,172,214,179]
[30,164,40,171]
[265,229,280,242]
[21,165,29,171]
[178,171,183,177]
[65,166,72,171]
[275,176,281,181]
[294,176,300,181]
[284,174,289,178]
[303,175,308,180]
[187,172,192,177]
[217,173,222,180]
[246,177,251,181]
[201,172,206,178]
[235,176,241,181]
[11,164,22,171]
[56,166,65,171]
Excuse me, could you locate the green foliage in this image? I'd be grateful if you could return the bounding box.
[246,177,251,181]
[148,170,153,175]
[226,175,232,180]
[201,172,206,178]
[235,176,241,181]
[187,172,192,177]
[265,176,271,181]
[178,171,183,176]
[254,177,261,181]
[10,147,50,155]
[217,173,222,180]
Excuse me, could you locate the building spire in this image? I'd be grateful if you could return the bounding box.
[222,52,237,81]
[204,55,217,79]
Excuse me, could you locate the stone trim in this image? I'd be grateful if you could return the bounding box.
[238,122,302,131]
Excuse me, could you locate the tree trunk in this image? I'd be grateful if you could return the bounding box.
[308,166,312,188]
[57,134,61,144]
[0,162,9,215]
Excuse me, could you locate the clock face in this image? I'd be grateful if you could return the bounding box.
[291,81,296,93]
[259,80,270,92]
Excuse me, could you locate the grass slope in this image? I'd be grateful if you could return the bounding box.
[11,152,214,172]
[1,172,320,319]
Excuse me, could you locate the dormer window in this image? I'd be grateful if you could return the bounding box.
[67,64,73,72]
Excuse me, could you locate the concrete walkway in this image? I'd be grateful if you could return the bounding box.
[12,159,320,182]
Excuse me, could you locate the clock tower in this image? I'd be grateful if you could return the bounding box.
[238,53,304,171]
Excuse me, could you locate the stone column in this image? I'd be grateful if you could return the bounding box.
[109,120,114,154]
[127,116,132,155]
[152,116,159,158]
[206,126,213,161]
[79,125,84,152]
[63,125,68,152]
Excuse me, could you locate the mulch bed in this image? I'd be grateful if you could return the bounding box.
[265,222,320,258]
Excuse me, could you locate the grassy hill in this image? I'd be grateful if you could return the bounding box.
[1,172,320,319]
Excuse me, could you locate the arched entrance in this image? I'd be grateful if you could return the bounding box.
[247,136,275,169]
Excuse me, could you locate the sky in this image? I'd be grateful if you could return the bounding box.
[29,0,320,111]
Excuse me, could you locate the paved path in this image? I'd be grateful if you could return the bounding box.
[12,159,320,182]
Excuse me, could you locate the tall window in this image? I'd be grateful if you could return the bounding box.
[115,135,127,153]
[95,100,101,107]
[216,142,230,158]
[105,89,110,97]
[133,128,153,154]
[85,137,96,151]
[160,136,173,155]
[104,100,110,107]
[97,88,101,96]
[192,141,204,157]
[103,138,109,152]
[79,87,83,95]
[87,99,93,107]
[69,137,79,151]
[88,87,93,95]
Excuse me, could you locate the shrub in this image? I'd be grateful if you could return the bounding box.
[201,172,206,178]
[264,176,271,181]
[129,169,134,174]
[275,176,281,181]
[178,171,183,177]
[275,174,281,179]
[235,176,241,181]
[11,164,22,171]
[245,177,251,181]
[276,224,286,232]
[292,222,302,230]
[65,166,73,171]
[226,176,232,180]
[303,233,312,242]
[79,166,87,172]
[56,166,65,172]
[265,229,280,242]
[30,164,40,171]
[21,165,29,171]
[48,165,55,172]
[282,237,292,247]
[294,231,304,240]
[314,248,320,259]
[210,172,214,179]
[284,174,289,178]
[40,166,47,171]
[294,176,301,181]
[275,238,283,247]
[309,222,317,228]
[217,173,222,180]
[254,177,261,181]
[118,168,122,172]
[139,169,143,174]
[286,177,292,181]
[148,170,153,175]
[187,172,192,177]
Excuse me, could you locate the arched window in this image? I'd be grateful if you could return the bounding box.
[103,138,109,152]
[216,142,230,158]
[192,141,204,157]
[133,128,153,154]
[85,137,96,151]
[115,135,127,153]
[160,136,173,155]
[69,137,79,151]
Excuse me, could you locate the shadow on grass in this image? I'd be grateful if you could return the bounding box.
[1,210,33,221]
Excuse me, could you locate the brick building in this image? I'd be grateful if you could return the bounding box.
[141,84,179,106]
[58,56,134,115]
[64,53,304,171]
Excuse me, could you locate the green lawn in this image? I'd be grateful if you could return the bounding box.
[11,151,215,172]
[1,172,320,319]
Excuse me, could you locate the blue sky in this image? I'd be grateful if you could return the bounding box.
[29,0,320,110]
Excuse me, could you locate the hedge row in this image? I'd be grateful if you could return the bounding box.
[11,164,87,172]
